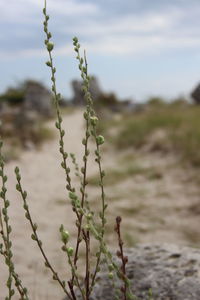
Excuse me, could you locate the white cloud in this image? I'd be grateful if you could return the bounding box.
[64,11,178,36]
[0,0,99,23]
[56,8,200,56]
[81,35,200,56]
[0,44,73,59]
[1,0,200,59]
[46,0,99,16]
[0,0,39,23]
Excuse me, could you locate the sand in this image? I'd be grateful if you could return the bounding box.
[1,109,200,300]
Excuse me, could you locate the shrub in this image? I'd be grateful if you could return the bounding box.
[0,88,25,105]
[147,96,166,107]
[112,104,200,166]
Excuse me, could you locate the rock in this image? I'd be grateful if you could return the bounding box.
[24,80,53,117]
[89,77,102,102]
[71,76,102,105]
[65,244,200,299]
[191,83,200,104]
[14,109,39,147]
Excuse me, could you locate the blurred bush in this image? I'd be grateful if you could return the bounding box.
[102,101,200,167]
[0,87,25,105]
[0,81,55,160]
[147,96,166,107]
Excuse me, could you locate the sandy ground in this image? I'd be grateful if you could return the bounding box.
[1,109,200,300]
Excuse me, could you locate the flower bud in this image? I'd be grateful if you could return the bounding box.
[69,192,77,200]
[67,247,74,257]
[61,230,69,244]
[108,272,114,279]
[96,135,105,146]
[46,61,52,67]
[47,42,54,51]
[86,213,92,220]
[15,167,19,174]
[72,37,78,44]
[90,116,98,126]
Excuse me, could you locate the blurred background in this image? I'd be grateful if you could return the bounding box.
[1,0,200,299]
[1,0,200,100]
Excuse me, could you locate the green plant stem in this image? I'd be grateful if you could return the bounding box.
[73,39,108,296]
[15,168,73,300]
[70,153,82,182]
[43,5,82,296]
[67,253,85,299]
[43,1,75,195]
[82,229,90,299]
[70,43,93,295]
[0,241,30,300]
[0,144,29,300]
[0,153,14,300]
[115,216,127,300]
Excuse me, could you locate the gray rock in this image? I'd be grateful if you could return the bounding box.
[71,76,102,105]
[65,244,200,299]
[24,80,53,117]
[191,83,200,104]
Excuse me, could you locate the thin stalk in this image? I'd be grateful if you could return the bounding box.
[43,4,82,296]
[82,229,90,299]
[0,142,29,300]
[43,0,75,195]
[71,40,93,295]
[15,167,73,300]
[72,38,109,296]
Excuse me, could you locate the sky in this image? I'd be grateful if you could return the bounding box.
[1,0,200,102]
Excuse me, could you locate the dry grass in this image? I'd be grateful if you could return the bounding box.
[100,103,200,167]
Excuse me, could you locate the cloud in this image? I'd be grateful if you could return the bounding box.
[76,35,200,56]
[1,0,200,59]
[46,0,99,16]
[63,11,178,36]
[0,0,99,24]
[56,7,200,56]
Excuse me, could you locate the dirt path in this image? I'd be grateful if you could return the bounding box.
[1,109,200,300]
[0,109,93,300]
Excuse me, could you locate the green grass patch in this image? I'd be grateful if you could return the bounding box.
[120,203,146,216]
[33,125,55,145]
[89,164,162,186]
[103,103,200,167]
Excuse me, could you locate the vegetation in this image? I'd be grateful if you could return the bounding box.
[101,102,200,167]
[0,1,137,300]
[1,1,199,299]
[89,164,162,186]
[0,88,25,105]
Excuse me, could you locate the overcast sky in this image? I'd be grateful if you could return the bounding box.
[1,0,200,101]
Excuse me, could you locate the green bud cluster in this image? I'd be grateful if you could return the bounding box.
[70,153,82,180]
[60,225,70,244]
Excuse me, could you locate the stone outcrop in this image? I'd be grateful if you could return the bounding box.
[24,80,53,117]
[70,76,136,113]
[65,244,200,300]
[191,83,200,104]
[71,76,102,105]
